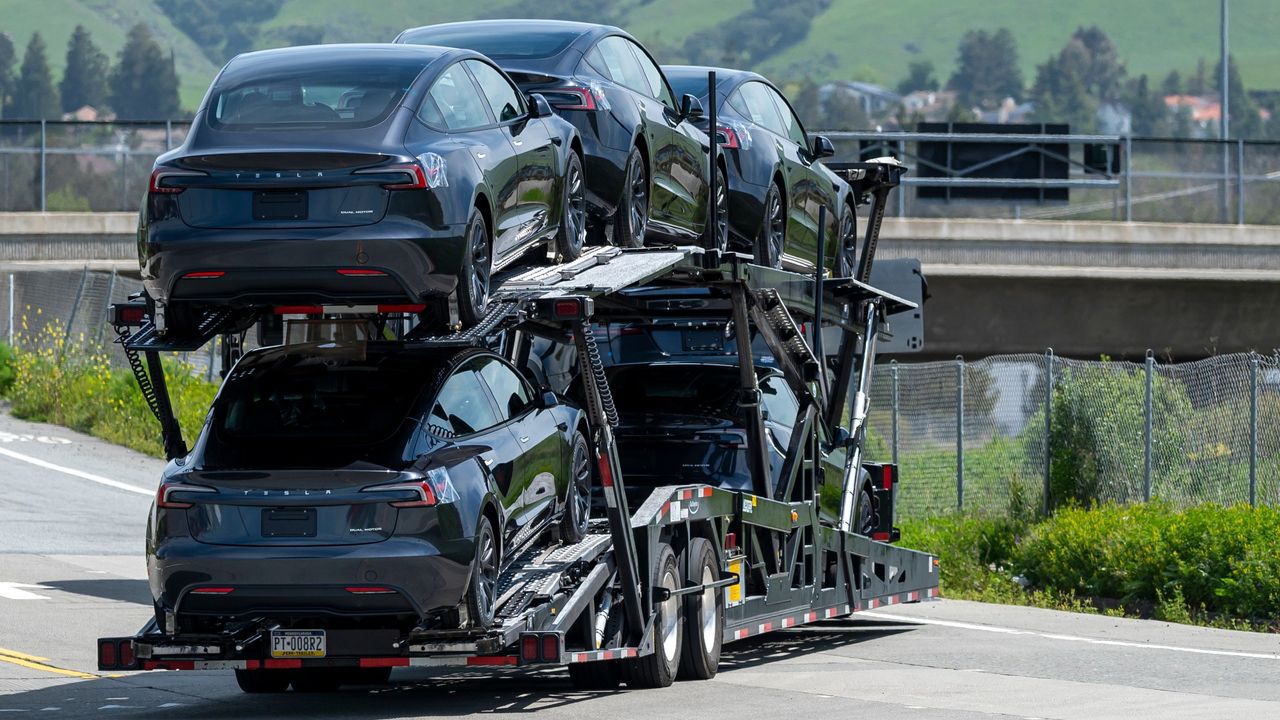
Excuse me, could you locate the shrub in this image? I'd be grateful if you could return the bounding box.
[0,343,15,396]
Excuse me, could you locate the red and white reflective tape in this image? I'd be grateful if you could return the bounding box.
[567,648,638,664]
[677,487,714,501]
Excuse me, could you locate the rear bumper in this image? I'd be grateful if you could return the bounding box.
[140,219,468,307]
[151,536,471,623]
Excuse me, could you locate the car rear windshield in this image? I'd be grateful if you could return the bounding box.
[400,27,578,60]
[202,353,439,469]
[209,64,422,129]
[607,365,743,421]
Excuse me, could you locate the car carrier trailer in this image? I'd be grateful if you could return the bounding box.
[96,158,939,690]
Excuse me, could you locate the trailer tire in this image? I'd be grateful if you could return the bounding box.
[677,537,722,680]
[622,542,682,688]
[557,431,592,544]
[568,659,623,689]
[234,669,291,694]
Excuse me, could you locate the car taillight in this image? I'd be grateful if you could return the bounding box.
[189,587,235,595]
[155,483,215,510]
[149,167,206,194]
[345,586,396,595]
[716,122,751,150]
[355,162,427,190]
[545,82,607,111]
[363,467,456,507]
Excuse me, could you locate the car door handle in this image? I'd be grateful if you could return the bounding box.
[550,136,563,146]
[557,422,569,431]
[519,436,530,443]
[513,140,523,147]
[483,457,494,465]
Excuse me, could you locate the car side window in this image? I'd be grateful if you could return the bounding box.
[766,85,808,147]
[428,364,499,436]
[477,356,533,421]
[465,60,525,124]
[625,40,675,108]
[580,45,612,81]
[759,375,799,428]
[427,63,492,131]
[735,82,786,138]
[595,36,649,96]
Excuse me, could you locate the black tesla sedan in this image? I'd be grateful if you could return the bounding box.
[395,21,722,249]
[141,44,586,334]
[148,344,590,693]
[664,66,858,272]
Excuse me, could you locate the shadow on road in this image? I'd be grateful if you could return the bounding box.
[43,578,151,605]
[0,619,921,718]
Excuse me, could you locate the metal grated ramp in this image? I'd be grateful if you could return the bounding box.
[495,247,698,298]
[494,533,613,623]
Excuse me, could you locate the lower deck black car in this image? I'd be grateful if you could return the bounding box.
[148,344,591,643]
[142,44,586,334]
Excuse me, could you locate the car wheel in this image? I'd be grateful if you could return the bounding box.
[855,483,876,536]
[755,183,784,268]
[837,202,858,278]
[621,542,681,688]
[677,537,723,680]
[702,165,728,252]
[457,208,492,327]
[555,152,587,262]
[234,669,291,693]
[558,431,592,544]
[467,514,499,628]
[612,146,648,248]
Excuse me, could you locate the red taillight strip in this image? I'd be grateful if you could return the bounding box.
[545,87,597,111]
[156,483,215,509]
[183,271,225,279]
[336,268,387,277]
[344,586,396,595]
[189,587,234,595]
[149,167,206,194]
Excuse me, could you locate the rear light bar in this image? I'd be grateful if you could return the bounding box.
[189,587,235,595]
[155,483,215,510]
[362,467,455,507]
[543,82,608,111]
[354,162,427,190]
[111,301,148,327]
[345,586,396,595]
[149,167,206,194]
[336,268,387,277]
[183,271,225,279]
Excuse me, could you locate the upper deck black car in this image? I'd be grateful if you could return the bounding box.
[395,21,723,249]
[142,44,586,333]
[148,343,591,692]
[665,66,858,271]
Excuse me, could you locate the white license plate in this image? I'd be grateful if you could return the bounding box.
[270,630,326,658]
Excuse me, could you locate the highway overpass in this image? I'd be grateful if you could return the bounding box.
[3,213,1276,360]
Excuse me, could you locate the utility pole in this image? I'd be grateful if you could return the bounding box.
[1220,0,1230,222]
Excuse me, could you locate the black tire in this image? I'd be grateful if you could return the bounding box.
[234,669,291,694]
[613,146,648,248]
[622,543,682,688]
[568,659,623,690]
[558,431,591,544]
[467,514,499,628]
[457,207,492,327]
[836,202,858,278]
[703,165,728,252]
[289,669,342,693]
[677,538,723,680]
[555,152,587,261]
[755,182,784,268]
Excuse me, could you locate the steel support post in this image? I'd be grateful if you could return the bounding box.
[890,360,900,466]
[1144,350,1154,503]
[956,356,965,511]
[38,120,46,212]
[1123,135,1133,222]
[1236,139,1245,225]
[1250,352,1258,506]
[1043,348,1054,514]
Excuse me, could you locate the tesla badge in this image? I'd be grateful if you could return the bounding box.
[417,152,448,189]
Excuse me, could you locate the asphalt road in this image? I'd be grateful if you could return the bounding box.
[1,409,1278,719]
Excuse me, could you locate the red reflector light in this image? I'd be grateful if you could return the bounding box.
[541,635,558,661]
[376,304,426,314]
[118,641,135,667]
[99,640,117,669]
[554,299,580,318]
[521,636,538,662]
[337,268,387,277]
[597,453,614,488]
[117,306,146,325]
[345,587,396,595]
[724,532,737,550]
[468,656,518,666]
[183,271,225,279]
[274,305,324,315]
[190,587,234,595]
[882,466,894,490]
[872,532,891,542]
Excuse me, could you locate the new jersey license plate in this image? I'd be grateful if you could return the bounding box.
[270,630,326,658]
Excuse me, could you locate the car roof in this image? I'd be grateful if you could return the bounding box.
[662,65,767,99]
[234,342,485,377]
[218,43,462,86]
[396,19,615,51]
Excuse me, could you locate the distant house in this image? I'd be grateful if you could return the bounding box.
[62,105,108,122]
[976,97,1036,125]
[901,90,957,120]
[821,81,902,117]
[1164,94,1220,136]
[1096,103,1132,135]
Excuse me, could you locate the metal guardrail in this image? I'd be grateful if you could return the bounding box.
[2,121,1280,224]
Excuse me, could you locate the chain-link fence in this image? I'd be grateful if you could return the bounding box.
[866,351,1280,518]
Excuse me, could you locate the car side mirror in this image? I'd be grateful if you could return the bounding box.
[826,427,854,451]
[680,94,704,120]
[537,389,560,410]
[528,93,554,119]
[810,134,835,159]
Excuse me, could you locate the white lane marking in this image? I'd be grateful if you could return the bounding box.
[0,583,52,600]
[0,432,71,444]
[0,446,152,496]
[862,611,1280,660]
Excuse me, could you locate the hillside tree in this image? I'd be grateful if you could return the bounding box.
[12,32,59,119]
[947,28,1023,110]
[1030,55,1096,132]
[0,34,15,118]
[896,61,938,95]
[1215,55,1263,139]
[110,24,180,120]
[1126,74,1170,136]
[60,25,109,113]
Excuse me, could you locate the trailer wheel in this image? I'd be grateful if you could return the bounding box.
[677,537,722,680]
[233,669,290,693]
[622,542,682,688]
[557,431,592,544]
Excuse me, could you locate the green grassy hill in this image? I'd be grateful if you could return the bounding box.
[1,0,1274,113]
